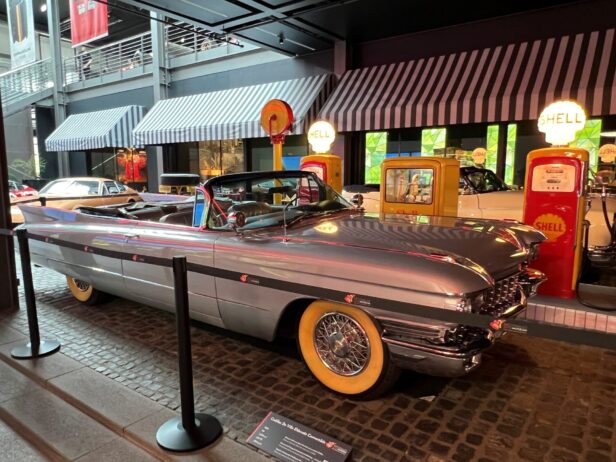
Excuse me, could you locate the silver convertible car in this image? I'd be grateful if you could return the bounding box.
[21,171,546,398]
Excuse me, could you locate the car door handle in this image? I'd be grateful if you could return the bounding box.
[123,233,140,239]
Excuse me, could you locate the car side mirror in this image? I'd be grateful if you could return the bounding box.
[228,211,246,232]
[351,193,364,208]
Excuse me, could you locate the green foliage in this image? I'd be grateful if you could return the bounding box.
[505,124,517,185]
[9,156,45,180]
[571,119,602,171]
[421,128,446,155]
[364,131,388,184]
[485,125,499,171]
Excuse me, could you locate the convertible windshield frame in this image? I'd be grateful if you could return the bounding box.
[200,170,352,231]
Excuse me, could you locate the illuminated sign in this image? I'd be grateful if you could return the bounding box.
[472,147,487,165]
[599,144,616,163]
[532,213,567,241]
[538,101,586,146]
[308,121,336,153]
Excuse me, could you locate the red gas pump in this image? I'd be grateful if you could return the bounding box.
[523,147,588,298]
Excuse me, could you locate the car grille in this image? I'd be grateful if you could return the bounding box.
[480,273,522,317]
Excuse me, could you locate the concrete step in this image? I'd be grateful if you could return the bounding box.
[0,358,158,461]
[0,414,50,461]
[0,324,268,461]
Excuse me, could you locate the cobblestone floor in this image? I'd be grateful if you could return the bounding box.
[1,259,615,462]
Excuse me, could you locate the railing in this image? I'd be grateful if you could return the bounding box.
[0,59,53,110]
[164,22,229,60]
[64,32,153,85]
[63,22,237,85]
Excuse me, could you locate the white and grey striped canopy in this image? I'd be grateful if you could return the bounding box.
[45,106,145,151]
[132,74,335,145]
[320,28,616,131]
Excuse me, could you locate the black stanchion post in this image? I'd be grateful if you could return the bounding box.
[156,256,222,452]
[39,197,47,206]
[11,229,61,359]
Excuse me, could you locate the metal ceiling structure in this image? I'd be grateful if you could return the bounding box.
[117,0,583,56]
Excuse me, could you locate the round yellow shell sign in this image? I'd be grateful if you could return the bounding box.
[532,213,567,241]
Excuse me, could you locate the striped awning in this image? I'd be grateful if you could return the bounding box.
[320,28,616,131]
[45,106,145,151]
[132,74,335,145]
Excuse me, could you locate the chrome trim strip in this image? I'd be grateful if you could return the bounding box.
[382,337,488,359]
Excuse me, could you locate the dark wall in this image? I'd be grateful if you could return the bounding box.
[35,107,59,179]
[66,86,154,114]
[357,0,616,68]
[68,151,88,176]
[169,50,333,98]
[3,109,34,179]
[513,121,551,185]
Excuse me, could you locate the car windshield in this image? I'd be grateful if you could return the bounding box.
[41,180,100,195]
[201,172,352,230]
[463,169,508,193]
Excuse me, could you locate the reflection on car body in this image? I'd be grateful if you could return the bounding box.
[21,170,546,398]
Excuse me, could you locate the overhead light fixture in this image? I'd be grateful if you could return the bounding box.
[278,32,285,45]
[40,3,47,12]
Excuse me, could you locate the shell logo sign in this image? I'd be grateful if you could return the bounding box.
[308,121,336,153]
[532,213,567,241]
[537,101,586,146]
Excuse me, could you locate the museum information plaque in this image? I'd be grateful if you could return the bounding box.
[247,411,352,462]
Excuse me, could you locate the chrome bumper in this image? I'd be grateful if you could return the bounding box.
[386,336,490,377]
[383,268,546,377]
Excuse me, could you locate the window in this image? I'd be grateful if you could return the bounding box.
[421,128,446,156]
[104,181,119,194]
[364,132,388,184]
[385,168,434,204]
[40,179,73,195]
[70,180,100,195]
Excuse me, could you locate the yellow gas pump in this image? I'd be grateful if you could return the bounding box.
[380,157,459,217]
[301,121,343,192]
[300,154,342,193]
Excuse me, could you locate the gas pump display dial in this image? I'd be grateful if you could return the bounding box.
[531,164,576,192]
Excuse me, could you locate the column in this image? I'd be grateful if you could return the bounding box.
[46,0,69,177]
[148,11,169,193]
[0,99,19,312]
[496,122,507,180]
[334,41,356,185]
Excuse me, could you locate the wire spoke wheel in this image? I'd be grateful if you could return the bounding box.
[314,312,370,376]
[298,301,399,398]
[74,279,91,292]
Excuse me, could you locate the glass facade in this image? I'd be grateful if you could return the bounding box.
[571,119,602,172]
[198,139,244,179]
[250,135,309,171]
[88,148,148,190]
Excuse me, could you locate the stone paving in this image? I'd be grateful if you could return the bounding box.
[1,259,616,462]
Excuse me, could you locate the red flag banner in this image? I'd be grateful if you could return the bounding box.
[70,0,108,47]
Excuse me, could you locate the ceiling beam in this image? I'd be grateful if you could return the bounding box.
[118,0,297,56]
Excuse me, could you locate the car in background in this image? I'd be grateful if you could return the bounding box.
[343,167,616,248]
[10,177,141,224]
[9,180,38,199]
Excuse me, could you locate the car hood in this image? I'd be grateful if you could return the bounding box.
[280,212,543,281]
